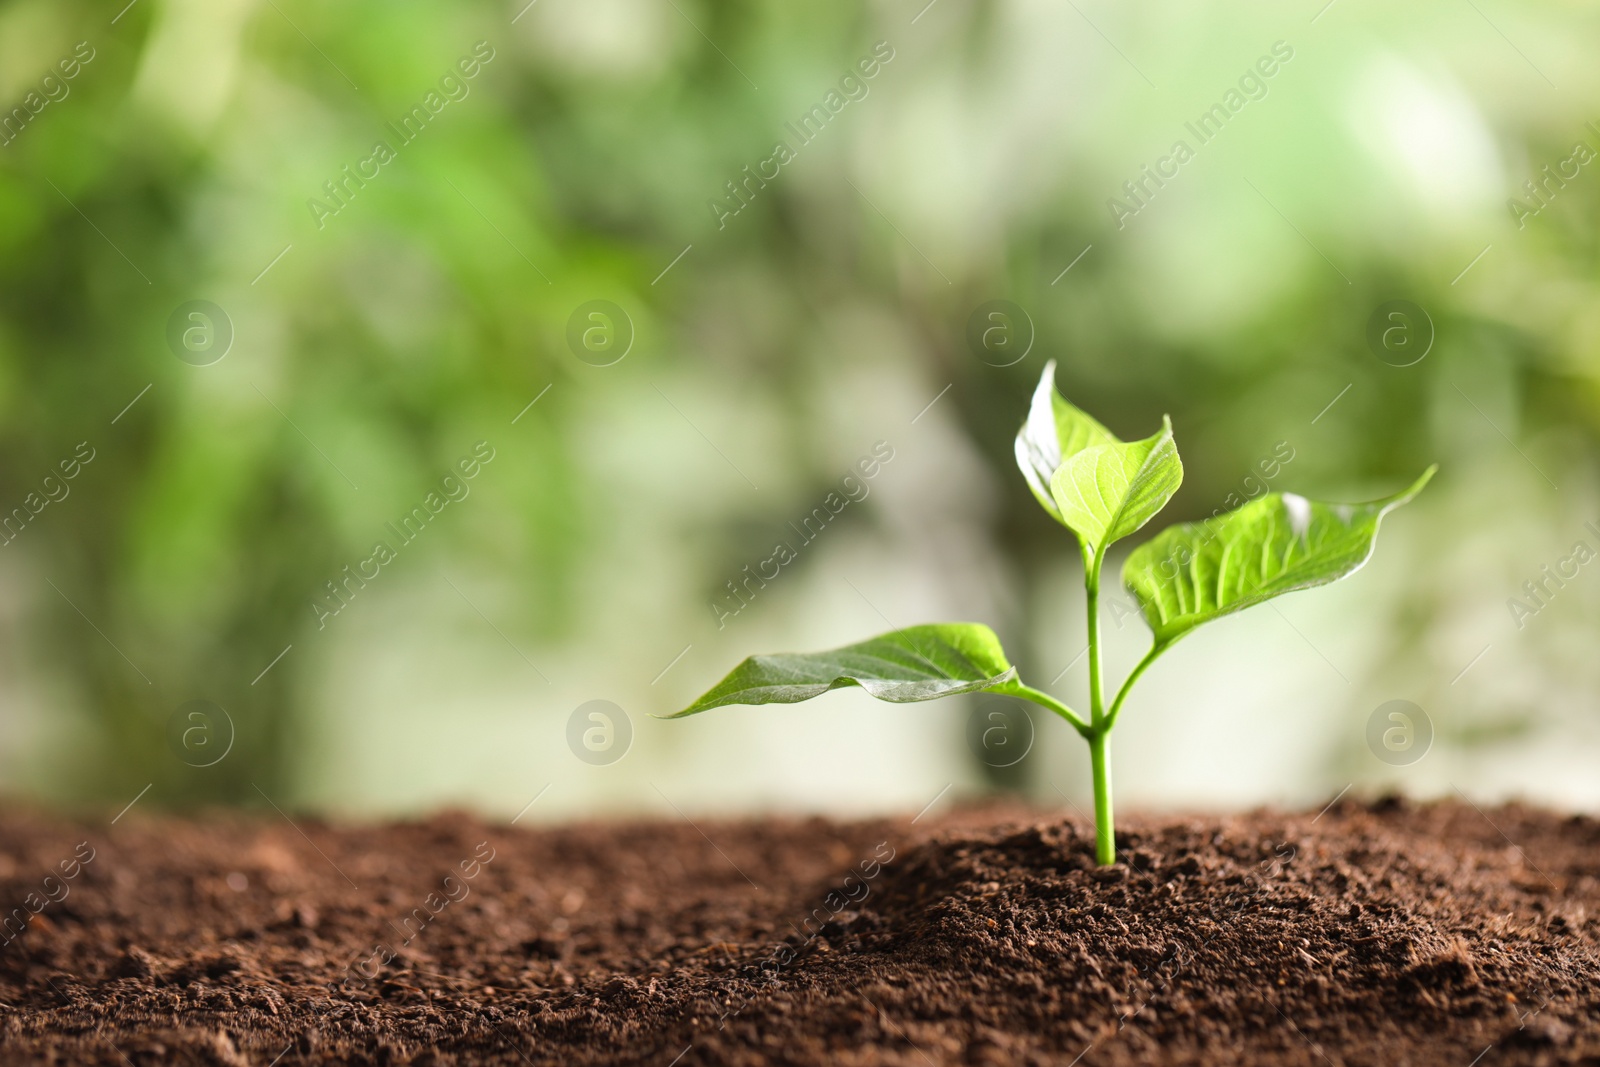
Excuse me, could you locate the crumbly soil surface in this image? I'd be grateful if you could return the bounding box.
[1,797,1597,1066]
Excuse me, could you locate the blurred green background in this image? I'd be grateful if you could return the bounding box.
[1,0,1596,821]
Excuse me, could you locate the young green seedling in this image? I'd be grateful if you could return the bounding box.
[665,362,1435,865]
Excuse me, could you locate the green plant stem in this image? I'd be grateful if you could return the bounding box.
[1089,727,1115,865]
[1010,684,1091,738]
[1102,642,1168,733]
[1084,549,1105,724]
[1081,547,1118,865]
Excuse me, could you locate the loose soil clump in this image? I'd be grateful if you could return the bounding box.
[1,797,1597,1065]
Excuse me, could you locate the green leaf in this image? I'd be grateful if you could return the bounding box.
[1122,466,1436,645]
[662,623,1017,717]
[1049,418,1183,560]
[1014,359,1118,525]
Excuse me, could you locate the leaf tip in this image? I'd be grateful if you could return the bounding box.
[657,696,720,719]
[1392,463,1438,508]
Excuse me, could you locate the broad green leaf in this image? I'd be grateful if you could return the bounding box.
[1123,466,1436,645]
[1049,418,1182,560]
[1014,360,1118,525]
[663,623,1017,717]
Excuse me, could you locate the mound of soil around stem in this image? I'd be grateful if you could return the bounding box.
[1,797,1597,1065]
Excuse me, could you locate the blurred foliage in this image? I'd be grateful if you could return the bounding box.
[0,0,1597,809]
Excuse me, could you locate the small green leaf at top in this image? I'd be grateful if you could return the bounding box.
[1050,418,1183,562]
[1014,359,1118,526]
[663,623,1017,717]
[1122,466,1436,646]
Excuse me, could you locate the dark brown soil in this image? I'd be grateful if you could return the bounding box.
[1,796,1597,1065]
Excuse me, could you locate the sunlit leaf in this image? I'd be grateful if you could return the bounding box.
[1122,467,1436,645]
[664,623,1017,716]
[1014,360,1117,525]
[1050,418,1182,560]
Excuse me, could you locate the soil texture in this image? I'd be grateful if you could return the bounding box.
[1,797,1598,1065]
